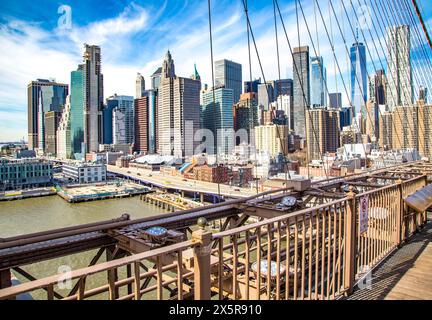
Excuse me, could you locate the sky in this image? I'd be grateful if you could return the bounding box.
[0,0,431,142]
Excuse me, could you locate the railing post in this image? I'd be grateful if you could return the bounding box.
[396,179,404,246]
[192,218,212,300]
[344,187,356,296]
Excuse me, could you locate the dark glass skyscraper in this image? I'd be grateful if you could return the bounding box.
[293,46,310,137]
[27,79,68,151]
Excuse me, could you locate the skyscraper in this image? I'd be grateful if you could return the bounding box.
[27,79,68,151]
[105,95,134,145]
[69,44,104,159]
[350,41,367,116]
[151,67,162,90]
[387,25,413,110]
[215,59,242,103]
[44,111,61,156]
[274,79,294,98]
[70,66,85,159]
[233,93,259,145]
[257,83,274,110]
[158,51,201,157]
[57,96,72,159]
[293,46,310,137]
[244,78,261,94]
[136,73,145,98]
[311,56,327,107]
[306,108,340,161]
[82,44,104,153]
[202,87,234,155]
[135,90,158,154]
[329,93,342,109]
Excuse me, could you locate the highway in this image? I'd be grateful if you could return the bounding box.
[107,165,258,198]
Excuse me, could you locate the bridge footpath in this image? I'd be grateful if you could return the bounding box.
[348,220,432,300]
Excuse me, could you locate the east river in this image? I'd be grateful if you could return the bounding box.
[0,195,166,299]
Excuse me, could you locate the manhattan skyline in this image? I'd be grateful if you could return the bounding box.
[0,0,431,141]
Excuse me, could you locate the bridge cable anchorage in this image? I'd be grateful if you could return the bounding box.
[371,0,428,155]
[241,0,295,186]
[358,0,424,158]
[272,0,330,180]
[207,0,221,199]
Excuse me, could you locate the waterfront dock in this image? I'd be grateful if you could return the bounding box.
[141,192,205,212]
[0,188,56,202]
[57,181,153,203]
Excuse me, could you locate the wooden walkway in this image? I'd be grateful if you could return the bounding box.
[348,221,432,300]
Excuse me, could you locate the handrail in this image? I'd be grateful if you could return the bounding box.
[0,240,195,299]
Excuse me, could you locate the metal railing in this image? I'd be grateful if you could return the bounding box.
[0,176,428,300]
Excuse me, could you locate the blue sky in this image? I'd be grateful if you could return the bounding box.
[0,0,431,141]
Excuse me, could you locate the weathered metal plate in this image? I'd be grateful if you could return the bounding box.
[404,184,432,213]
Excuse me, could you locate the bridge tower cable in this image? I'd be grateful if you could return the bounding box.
[245,0,260,194]
[241,0,296,188]
[274,0,331,180]
[360,0,427,158]
[347,0,416,165]
[273,0,292,186]
[295,0,363,168]
[392,0,432,101]
[411,0,432,50]
[207,0,221,199]
[399,0,432,92]
[372,0,428,154]
[340,0,412,167]
[303,0,382,169]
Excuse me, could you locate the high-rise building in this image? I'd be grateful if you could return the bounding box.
[135,90,158,154]
[215,59,242,103]
[369,70,387,107]
[113,107,126,145]
[244,78,261,94]
[340,106,353,128]
[201,86,234,155]
[136,73,145,98]
[378,111,393,150]
[57,96,72,159]
[311,56,327,107]
[419,86,428,103]
[44,111,61,156]
[386,25,412,110]
[306,108,340,161]
[151,67,162,90]
[69,44,104,159]
[70,66,86,160]
[274,79,294,98]
[158,51,201,157]
[105,95,134,145]
[276,95,293,130]
[257,83,274,110]
[255,124,290,157]
[233,93,259,145]
[350,41,367,116]
[293,46,310,137]
[329,93,342,109]
[27,79,68,151]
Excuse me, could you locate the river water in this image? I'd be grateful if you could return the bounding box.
[0,195,166,299]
